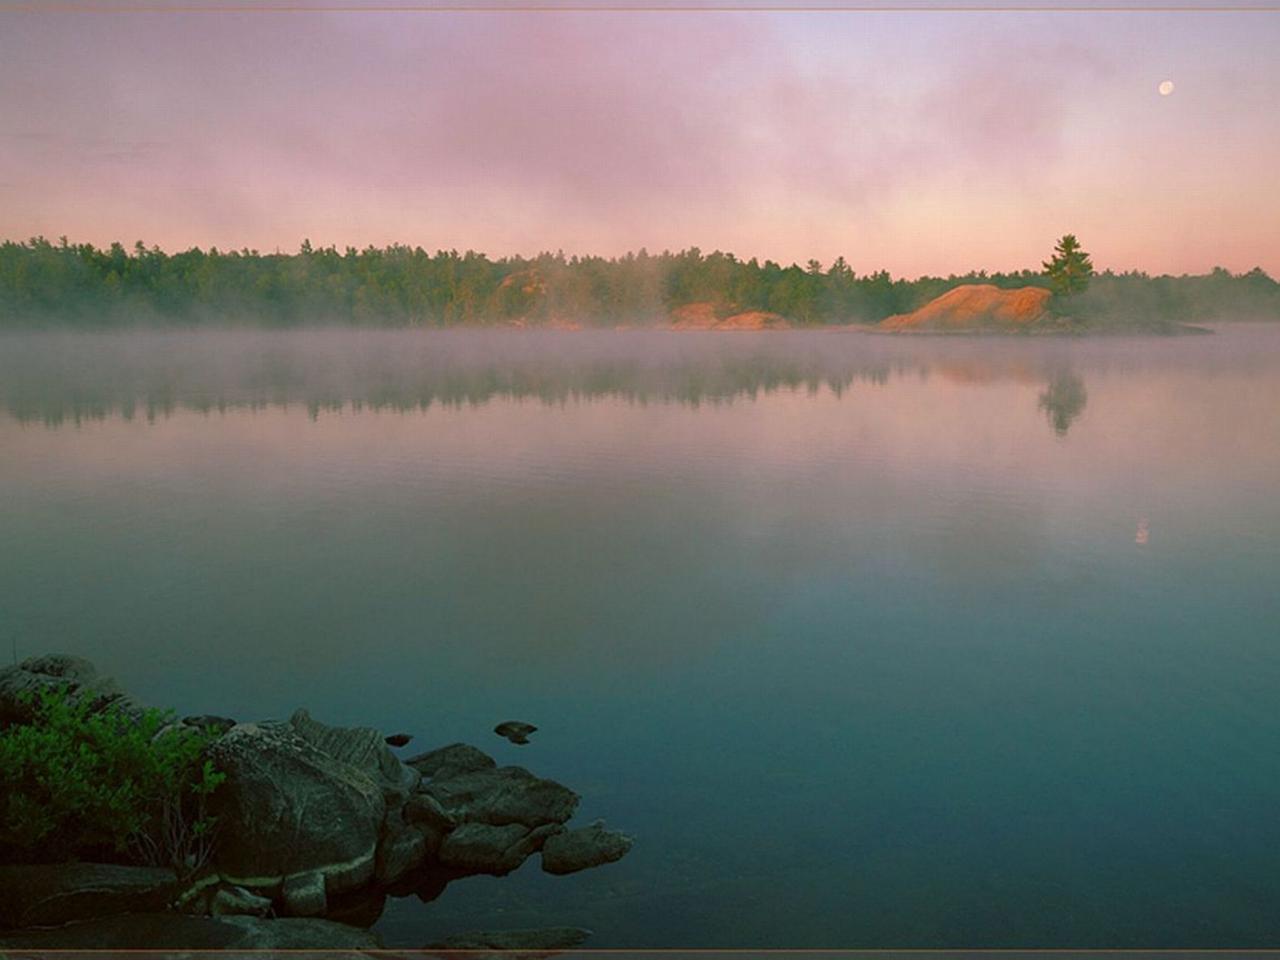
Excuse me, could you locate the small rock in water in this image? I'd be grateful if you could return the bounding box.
[541,820,633,875]
[494,720,537,745]
[385,732,413,748]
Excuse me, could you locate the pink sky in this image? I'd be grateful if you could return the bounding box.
[1,7,1277,277]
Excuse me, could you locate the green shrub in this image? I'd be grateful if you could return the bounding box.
[0,686,225,874]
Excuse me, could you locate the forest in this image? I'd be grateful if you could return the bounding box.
[1,237,1277,328]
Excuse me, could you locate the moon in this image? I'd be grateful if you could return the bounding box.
[1158,80,1175,96]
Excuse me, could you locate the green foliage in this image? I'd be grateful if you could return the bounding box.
[0,236,1275,328]
[1043,234,1095,299]
[0,686,226,873]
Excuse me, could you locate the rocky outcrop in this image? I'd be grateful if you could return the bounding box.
[879,284,1053,332]
[0,863,178,929]
[0,655,138,726]
[669,302,790,330]
[1,656,633,947]
[541,821,634,875]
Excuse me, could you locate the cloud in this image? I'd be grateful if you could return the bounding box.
[0,11,1274,274]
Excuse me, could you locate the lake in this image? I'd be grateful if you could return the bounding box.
[2,325,1279,948]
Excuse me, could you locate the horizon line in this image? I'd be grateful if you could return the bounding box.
[6,235,1275,282]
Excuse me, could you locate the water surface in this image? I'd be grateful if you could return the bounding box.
[2,326,1279,948]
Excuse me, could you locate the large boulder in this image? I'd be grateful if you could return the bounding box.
[288,708,420,799]
[420,766,579,829]
[0,863,178,929]
[206,722,386,896]
[541,821,634,875]
[0,654,137,726]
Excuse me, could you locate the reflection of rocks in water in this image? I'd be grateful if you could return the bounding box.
[1038,372,1087,437]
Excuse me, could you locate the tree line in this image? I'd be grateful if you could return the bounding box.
[1,237,1276,328]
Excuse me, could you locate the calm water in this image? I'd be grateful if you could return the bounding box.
[3,326,1280,948]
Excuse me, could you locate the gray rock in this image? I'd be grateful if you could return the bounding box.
[209,884,272,918]
[0,654,137,726]
[436,823,530,875]
[405,742,496,779]
[436,822,563,876]
[183,714,237,735]
[289,708,420,800]
[494,720,537,745]
[374,810,428,887]
[0,862,178,929]
[427,925,592,954]
[206,723,385,896]
[421,765,579,828]
[280,871,327,917]
[0,913,383,949]
[541,821,634,875]
[218,914,382,948]
[404,791,457,832]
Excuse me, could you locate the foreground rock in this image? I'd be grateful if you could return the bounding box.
[541,821,634,875]
[0,913,382,949]
[0,863,178,929]
[1,654,633,947]
[879,284,1053,332]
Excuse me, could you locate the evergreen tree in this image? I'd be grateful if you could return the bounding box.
[1042,234,1094,297]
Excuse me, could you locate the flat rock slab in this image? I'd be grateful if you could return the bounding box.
[405,742,496,780]
[421,765,579,828]
[541,822,634,875]
[0,913,382,949]
[436,822,561,876]
[427,925,592,956]
[0,862,178,929]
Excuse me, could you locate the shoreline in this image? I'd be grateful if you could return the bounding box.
[0,655,633,951]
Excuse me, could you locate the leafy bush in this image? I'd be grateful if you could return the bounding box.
[0,686,225,874]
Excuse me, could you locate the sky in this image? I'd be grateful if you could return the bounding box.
[0,3,1278,277]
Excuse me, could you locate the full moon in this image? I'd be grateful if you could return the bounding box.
[1158,80,1175,96]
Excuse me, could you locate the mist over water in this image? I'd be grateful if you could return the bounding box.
[3,325,1280,947]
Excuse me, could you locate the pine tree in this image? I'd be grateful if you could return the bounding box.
[1042,234,1094,297]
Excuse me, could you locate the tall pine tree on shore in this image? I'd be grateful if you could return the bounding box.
[1043,234,1095,298]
